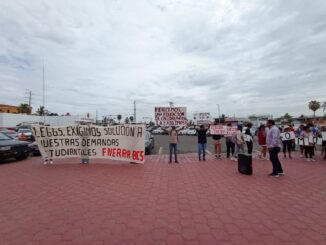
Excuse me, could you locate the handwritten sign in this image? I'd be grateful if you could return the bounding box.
[193,112,212,125]
[280,132,295,141]
[209,125,237,136]
[155,107,187,127]
[32,125,146,163]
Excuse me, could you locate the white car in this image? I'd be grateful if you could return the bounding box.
[17,128,33,141]
[152,128,164,135]
[187,129,197,136]
[179,129,189,135]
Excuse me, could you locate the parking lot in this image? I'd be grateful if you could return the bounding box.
[152,135,259,155]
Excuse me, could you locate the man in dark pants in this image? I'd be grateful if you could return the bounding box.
[245,123,253,154]
[266,120,284,177]
[196,125,209,161]
[225,123,235,158]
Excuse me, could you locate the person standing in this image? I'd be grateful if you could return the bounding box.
[301,126,315,162]
[296,125,305,158]
[164,126,182,163]
[211,121,222,159]
[245,123,253,154]
[282,126,293,159]
[266,120,284,177]
[257,125,267,160]
[196,125,209,161]
[232,125,245,161]
[225,123,235,159]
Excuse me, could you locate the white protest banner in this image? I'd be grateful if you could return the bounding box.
[244,134,253,142]
[209,125,237,136]
[155,107,187,127]
[296,137,309,146]
[280,132,295,141]
[31,125,146,163]
[193,112,212,125]
[322,132,326,141]
[295,137,322,146]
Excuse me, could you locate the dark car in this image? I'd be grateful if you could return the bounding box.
[29,141,41,156]
[0,132,30,161]
[145,131,155,155]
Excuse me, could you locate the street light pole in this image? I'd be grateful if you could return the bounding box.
[217,104,220,123]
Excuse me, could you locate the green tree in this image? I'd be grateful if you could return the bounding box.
[308,100,321,118]
[129,116,134,123]
[283,113,293,123]
[117,114,122,124]
[124,117,130,124]
[18,103,31,114]
[323,101,326,115]
[36,106,45,116]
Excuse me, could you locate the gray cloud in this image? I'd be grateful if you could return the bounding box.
[0,0,325,121]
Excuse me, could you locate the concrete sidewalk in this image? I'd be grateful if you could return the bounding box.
[0,153,325,245]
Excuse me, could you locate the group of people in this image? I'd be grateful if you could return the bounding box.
[166,120,326,178]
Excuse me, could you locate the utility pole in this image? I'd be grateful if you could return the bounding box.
[134,101,136,123]
[42,62,46,123]
[217,104,220,123]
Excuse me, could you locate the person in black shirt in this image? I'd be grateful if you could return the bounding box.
[196,125,209,161]
[245,123,253,154]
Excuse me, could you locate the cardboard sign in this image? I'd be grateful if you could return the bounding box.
[155,107,187,127]
[32,125,146,163]
[209,125,237,136]
[244,134,252,142]
[280,132,295,141]
[193,112,212,125]
[322,132,326,141]
[295,137,322,146]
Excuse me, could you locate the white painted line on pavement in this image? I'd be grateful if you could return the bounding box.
[206,150,212,155]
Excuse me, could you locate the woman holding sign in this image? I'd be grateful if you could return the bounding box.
[302,126,315,162]
[282,126,293,159]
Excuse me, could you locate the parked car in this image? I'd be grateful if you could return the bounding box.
[145,131,155,155]
[17,128,33,141]
[187,129,197,136]
[29,141,41,156]
[0,130,18,140]
[0,132,30,161]
[152,128,164,135]
[179,128,189,135]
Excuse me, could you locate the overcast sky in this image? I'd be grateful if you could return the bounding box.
[0,0,326,121]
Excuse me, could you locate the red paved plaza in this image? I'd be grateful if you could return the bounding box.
[1,154,326,245]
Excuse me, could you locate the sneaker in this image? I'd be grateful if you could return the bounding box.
[278,172,285,176]
[269,173,280,177]
[175,161,179,164]
[310,158,316,162]
[49,160,53,165]
[215,155,218,158]
[284,155,286,158]
[43,161,48,165]
[218,155,222,159]
[199,158,201,161]
[306,158,311,162]
[300,154,304,158]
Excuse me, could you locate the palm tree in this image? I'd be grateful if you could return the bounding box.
[283,113,293,123]
[129,116,134,123]
[117,114,122,124]
[18,103,31,114]
[308,100,321,118]
[124,117,130,124]
[36,106,45,116]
